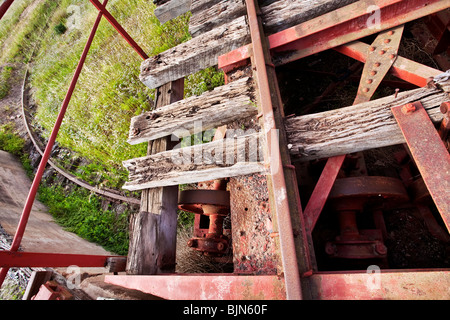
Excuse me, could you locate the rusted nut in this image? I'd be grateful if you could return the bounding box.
[401,103,416,114]
[217,242,225,251]
[440,101,450,114]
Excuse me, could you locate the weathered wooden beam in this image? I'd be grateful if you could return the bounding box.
[189,0,246,38]
[128,77,256,144]
[123,132,265,190]
[126,79,184,276]
[140,15,250,89]
[285,79,450,162]
[154,0,192,24]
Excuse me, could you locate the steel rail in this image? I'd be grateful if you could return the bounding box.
[245,0,303,300]
[0,0,111,288]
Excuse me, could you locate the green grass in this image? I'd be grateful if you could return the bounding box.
[0,124,25,155]
[37,184,129,255]
[0,66,13,99]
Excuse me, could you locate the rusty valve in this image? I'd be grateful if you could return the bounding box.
[178,180,230,256]
[325,176,409,259]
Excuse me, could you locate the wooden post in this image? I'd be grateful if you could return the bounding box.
[126,79,184,275]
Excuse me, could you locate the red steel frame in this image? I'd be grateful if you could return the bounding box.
[1,0,449,300]
[0,0,148,288]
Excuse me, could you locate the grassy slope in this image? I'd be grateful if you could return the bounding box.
[0,0,224,255]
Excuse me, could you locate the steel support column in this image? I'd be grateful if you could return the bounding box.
[391,101,450,231]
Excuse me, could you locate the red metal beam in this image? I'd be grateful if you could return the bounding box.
[105,274,286,300]
[88,0,149,60]
[245,0,304,300]
[334,41,442,87]
[0,251,122,268]
[0,0,14,21]
[391,101,450,232]
[219,0,449,78]
[308,269,450,299]
[303,155,346,233]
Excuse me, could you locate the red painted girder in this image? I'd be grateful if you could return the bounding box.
[0,251,123,268]
[219,0,449,81]
[0,0,14,20]
[303,155,346,233]
[309,269,450,300]
[391,101,450,231]
[105,274,287,300]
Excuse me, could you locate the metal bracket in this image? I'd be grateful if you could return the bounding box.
[354,25,405,104]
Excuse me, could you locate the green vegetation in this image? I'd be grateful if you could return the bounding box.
[0,124,25,155]
[37,184,129,255]
[0,0,225,255]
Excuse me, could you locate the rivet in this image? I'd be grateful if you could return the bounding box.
[401,103,416,114]
[384,39,391,43]
[363,88,370,93]
[387,30,394,35]
[366,79,373,84]
[369,46,376,52]
[370,70,377,76]
[374,62,381,67]
[379,50,386,55]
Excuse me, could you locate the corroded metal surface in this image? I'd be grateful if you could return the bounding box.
[229,174,281,275]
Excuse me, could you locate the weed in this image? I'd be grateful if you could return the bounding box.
[0,124,25,156]
[54,22,67,35]
[0,66,13,99]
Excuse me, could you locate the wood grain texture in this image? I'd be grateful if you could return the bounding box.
[140,15,250,89]
[189,0,246,38]
[126,80,184,276]
[123,132,265,190]
[261,0,358,35]
[128,77,256,144]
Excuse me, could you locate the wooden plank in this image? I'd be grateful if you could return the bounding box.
[140,15,250,89]
[285,79,450,162]
[189,0,246,38]
[128,77,256,144]
[154,0,192,24]
[261,0,358,35]
[126,79,184,275]
[123,132,265,190]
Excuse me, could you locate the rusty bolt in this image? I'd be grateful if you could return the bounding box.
[384,39,391,43]
[389,54,396,59]
[217,242,225,251]
[370,70,377,76]
[374,62,381,67]
[379,50,386,55]
[387,30,394,35]
[401,103,416,114]
[440,102,450,114]
[369,46,376,52]
[362,88,370,93]
[366,79,373,84]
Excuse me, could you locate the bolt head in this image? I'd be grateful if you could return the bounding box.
[374,62,381,67]
[387,30,394,35]
[370,70,377,76]
[401,103,416,114]
[369,46,376,52]
[362,88,370,93]
[440,102,450,114]
[366,79,373,84]
[217,242,225,251]
[379,50,386,55]
[384,39,391,43]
